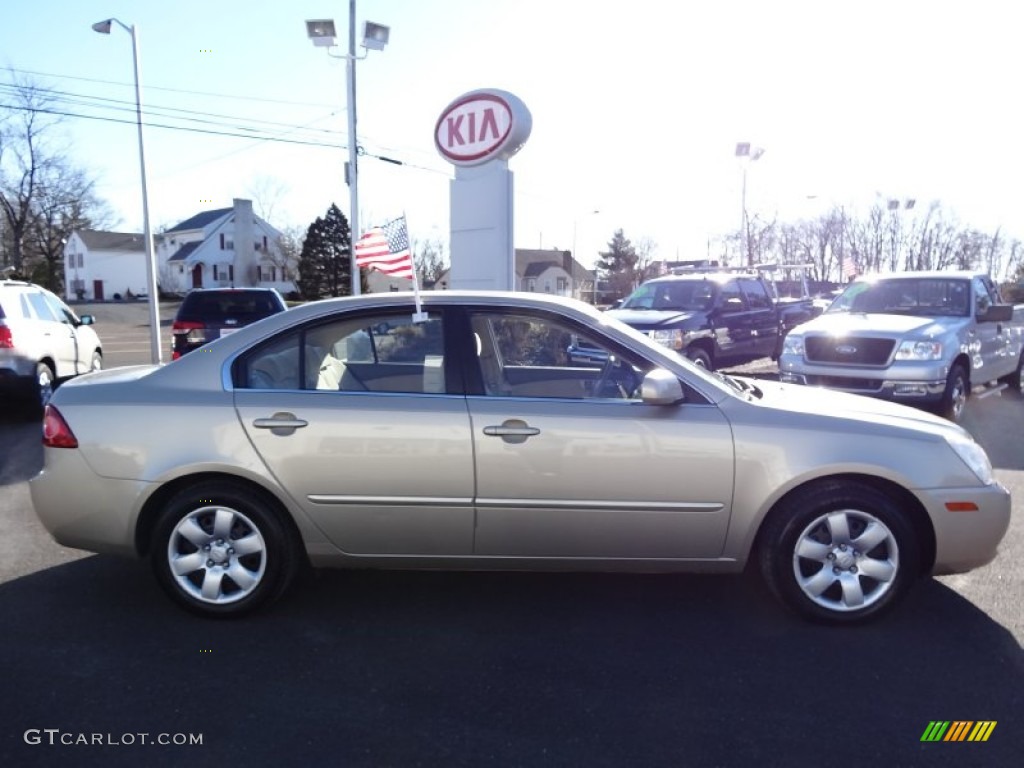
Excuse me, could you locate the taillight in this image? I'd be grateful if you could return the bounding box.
[42,405,78,449]
[171,320,208,356]
[0,325,13,349]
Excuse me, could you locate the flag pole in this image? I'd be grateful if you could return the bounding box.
[406,212,427,323]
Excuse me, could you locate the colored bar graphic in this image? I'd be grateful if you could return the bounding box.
[921,721,996,742]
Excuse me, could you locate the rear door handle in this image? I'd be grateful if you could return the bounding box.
[253,412,308,433]
[483,419,540,444]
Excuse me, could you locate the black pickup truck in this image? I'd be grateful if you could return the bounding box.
[584,268,817,371]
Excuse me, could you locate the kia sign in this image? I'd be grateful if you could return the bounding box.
[435,89,532,167]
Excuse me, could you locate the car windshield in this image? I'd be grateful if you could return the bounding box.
[620,280,715,311]
[827,278,970,317]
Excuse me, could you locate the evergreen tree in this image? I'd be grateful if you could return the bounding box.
[296,204,353,299]
[595,229,641,300]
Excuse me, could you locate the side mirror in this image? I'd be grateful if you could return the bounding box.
[640,368,686,405]
[979,303,1014,323]
[78,314,95,326]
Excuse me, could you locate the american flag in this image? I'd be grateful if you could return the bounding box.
[842,256,857,279]
[354,216,415,279]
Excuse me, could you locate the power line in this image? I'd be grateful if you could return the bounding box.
[0,81,344,137]
[3,65,340,110]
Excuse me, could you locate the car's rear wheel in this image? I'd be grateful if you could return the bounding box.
[151,482,301,617]
[759,482,919,624]
[938,363,968,422]
[999,351,1022,391]
[25,362,56,418]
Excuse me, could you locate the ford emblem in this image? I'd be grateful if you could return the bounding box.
[835,344,858,355]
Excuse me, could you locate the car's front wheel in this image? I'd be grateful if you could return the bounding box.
[151,482,302,617]
[939,363,969,421]
[759,482,920,624]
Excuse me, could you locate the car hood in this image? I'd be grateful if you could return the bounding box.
[796,312,962,337]
[743,376,964,438]
[606,309,700,328]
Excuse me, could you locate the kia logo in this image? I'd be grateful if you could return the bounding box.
[434,90,532,167]
[835,344,858,355]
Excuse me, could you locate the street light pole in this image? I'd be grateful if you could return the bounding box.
[735,143,765,267]
[345,0,360,296]
[93,18,162,364]
[306,6,390,297]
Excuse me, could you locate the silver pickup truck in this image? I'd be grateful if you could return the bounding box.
[778,271,1023,421]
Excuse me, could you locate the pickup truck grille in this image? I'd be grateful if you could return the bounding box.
[804,337,895,366]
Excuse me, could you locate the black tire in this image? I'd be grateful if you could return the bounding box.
[685,346,713,371]
[999,351,1022,391]
[26,362,55,418]
[758,482,920,624]
[938,363,969,422]
[151,481,302,617]
[89,350,103,373]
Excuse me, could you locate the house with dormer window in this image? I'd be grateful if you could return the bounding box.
[158,199,294,294]
[63,198,295,300]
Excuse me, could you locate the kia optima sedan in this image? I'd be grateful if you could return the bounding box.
[30,291,1010,623]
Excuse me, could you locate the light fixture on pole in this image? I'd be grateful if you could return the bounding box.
[306,3,390,297]
[735,142,765,267]
[93,17,162,363]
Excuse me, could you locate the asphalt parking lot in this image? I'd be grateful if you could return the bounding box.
[1,300,1021,767]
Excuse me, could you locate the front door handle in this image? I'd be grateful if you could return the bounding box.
[253,412,308,434]
[483,419,540,444]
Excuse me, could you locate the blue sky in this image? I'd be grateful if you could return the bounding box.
[2,0,1021,268]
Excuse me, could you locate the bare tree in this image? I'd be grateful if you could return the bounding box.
[412,235,448,286]
[246,175,290,224]
[1,73,111,289]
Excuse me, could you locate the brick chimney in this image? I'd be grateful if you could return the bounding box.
[233,198,255,286]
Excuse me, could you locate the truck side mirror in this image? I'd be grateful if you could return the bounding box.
[979,303,1014,323]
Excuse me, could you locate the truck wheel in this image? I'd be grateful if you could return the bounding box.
[938,364,969,422]
[685,347,713,370]
[999,351,1022,391]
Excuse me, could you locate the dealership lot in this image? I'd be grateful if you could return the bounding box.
[1,300,1021,766]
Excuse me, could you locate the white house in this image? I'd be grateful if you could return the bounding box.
[63,230,148,302]
[434,249,596,302]
[159,198,295,295]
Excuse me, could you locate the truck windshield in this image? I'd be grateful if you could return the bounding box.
[620,281,716,311]
[827,278,970,317]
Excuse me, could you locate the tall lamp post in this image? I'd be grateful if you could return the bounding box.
[92,18,162,364]
[306,4,390,297]
[735,142,765,267]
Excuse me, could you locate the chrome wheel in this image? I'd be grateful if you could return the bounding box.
[940,364,968,422]
[759,482,919,623]
[792,509,899,612]
[166,505,267,605]
[90,351,103,372]
[36,363,54,408]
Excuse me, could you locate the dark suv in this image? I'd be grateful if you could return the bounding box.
[171,288,287,359]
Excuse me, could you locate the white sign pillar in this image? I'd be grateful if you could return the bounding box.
[434,89,531,291]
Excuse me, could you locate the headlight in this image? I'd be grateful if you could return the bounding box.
[648,329,684,350]
[782,335,804,356]
[895,340,943,360]
[945,433,995,485]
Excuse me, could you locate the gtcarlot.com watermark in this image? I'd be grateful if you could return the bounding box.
[24,729,203,747]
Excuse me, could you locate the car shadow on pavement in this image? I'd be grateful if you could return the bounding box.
[0,558,1020,768]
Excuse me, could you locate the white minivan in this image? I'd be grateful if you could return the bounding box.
[0,280,103,415]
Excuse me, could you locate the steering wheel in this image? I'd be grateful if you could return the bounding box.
[594,355,627,398]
